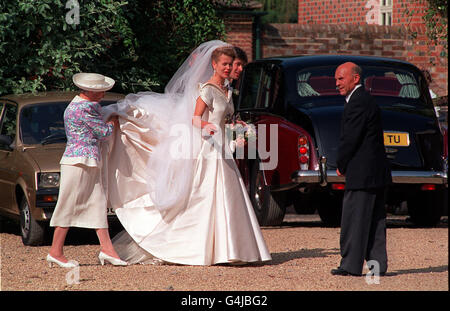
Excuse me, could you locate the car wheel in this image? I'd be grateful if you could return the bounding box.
[250,159,287,226]
[316,192,343,227]
[407,189,444,227]
[19,196,45,246]
[292,192,317,214]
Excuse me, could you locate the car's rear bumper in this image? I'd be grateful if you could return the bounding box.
[291,170,448,186]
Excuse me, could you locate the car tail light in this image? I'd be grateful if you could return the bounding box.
[421,184,436,191]
[298,135,310,170]
[299,155,308,163]
[42,195,58,202]
[298,137,307,146]
[331,183,345,190]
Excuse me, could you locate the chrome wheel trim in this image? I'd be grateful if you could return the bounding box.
[20,202,31,239]
[254,169,265,212]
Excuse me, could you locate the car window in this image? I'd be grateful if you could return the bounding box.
[100,100,118,107]
[296,65,422,100]
[19,100,119,145]
[0,103,17,139]
[240,65,263,110]
[239,64,278,110]
[20,102,68,145]
[257,71,273,109]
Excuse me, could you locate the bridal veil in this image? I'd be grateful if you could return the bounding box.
[102,40,230,217]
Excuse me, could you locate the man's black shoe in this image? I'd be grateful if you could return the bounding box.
[368,270,386,277]
[330,267,361,276]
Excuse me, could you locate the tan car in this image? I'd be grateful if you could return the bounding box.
[0,91,124,245]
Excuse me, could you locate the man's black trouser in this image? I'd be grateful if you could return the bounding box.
[339,187,388,275]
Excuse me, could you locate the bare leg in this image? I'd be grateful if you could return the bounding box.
[96,228,120,259]
[48,227,70,263]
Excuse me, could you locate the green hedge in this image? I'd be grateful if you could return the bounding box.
[0,0,228,96]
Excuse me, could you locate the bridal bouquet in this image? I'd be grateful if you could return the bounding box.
[226,116,257,153]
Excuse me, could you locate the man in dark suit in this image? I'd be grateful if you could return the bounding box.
[332,62,392,276]
[229,46,248,105]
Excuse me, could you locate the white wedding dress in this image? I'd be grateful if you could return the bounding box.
[102,41,271,265]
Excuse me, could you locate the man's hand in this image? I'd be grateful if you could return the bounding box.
[336,168,344,177]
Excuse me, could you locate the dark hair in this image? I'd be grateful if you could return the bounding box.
[233,46,248,64]
[211,46,236,62]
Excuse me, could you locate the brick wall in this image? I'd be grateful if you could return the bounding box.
[259,23,447,97]
[297,0,428,27]
[298,0,368,25]
[393,0,427,27]
[224,13,254,62]
[224,2,447,97]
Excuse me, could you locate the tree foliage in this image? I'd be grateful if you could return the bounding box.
[131,0,227,92]
[257,0,298,23]
[405,0,448,56]
[421,0,447,55]
[0,0,228,96]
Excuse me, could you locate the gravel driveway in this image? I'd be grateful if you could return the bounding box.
[1,213,447,293]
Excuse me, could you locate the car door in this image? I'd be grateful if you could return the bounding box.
[236,62,284,179]
[233,63,263,188]
[238,62,271,111]
[0,101,18,212]
[238,62,284,165]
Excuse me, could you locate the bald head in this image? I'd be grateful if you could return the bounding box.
[335,62,362,96]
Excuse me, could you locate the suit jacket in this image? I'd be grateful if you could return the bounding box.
[337,87,391,190]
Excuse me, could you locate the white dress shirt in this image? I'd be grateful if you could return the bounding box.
[346,84,363,103]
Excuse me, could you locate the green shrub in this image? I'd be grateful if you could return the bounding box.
[0,0,228,96]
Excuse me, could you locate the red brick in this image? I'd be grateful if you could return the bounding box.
[225,3,447,95]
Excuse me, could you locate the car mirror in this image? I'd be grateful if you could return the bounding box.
[0,135,13,149]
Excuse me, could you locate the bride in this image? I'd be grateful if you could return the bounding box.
[101,40,271,265]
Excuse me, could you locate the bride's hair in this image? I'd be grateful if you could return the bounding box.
[211,46,236,62]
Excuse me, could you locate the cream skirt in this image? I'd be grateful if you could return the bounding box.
[50,164,108,229]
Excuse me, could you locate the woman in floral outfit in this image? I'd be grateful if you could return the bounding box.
[47,73,127,267]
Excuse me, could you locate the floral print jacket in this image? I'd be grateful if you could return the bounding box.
[61,96,113,167]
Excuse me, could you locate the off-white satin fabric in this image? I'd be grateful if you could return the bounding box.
[102,103,158,212]
[103,84,271,265]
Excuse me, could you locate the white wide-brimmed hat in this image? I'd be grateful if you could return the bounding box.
[73,72,115,92]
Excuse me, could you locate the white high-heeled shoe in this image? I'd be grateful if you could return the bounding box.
[98,251,127,266]
[46,254,78,268]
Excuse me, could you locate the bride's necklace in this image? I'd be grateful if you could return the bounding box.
[210,77,228,94]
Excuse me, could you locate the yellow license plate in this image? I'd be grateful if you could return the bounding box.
[383,132,410,146]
